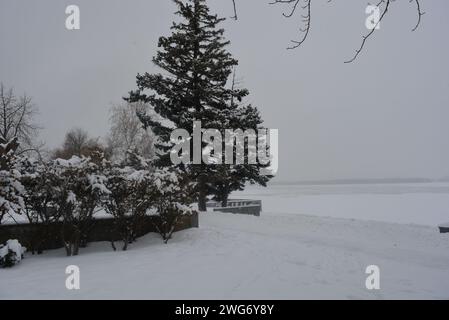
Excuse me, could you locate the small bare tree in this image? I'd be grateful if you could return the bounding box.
[107,102,154,162]
[0,83,41,154]
[53,128,105,159]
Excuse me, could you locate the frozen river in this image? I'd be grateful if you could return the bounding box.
[234,183,449,226]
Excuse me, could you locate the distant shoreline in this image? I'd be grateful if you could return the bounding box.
[270,178,449,186]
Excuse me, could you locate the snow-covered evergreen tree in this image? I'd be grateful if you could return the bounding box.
[209,70,271,207]
[127,0,270,210]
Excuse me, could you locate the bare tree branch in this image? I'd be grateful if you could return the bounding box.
[231,0,238,20]
[411,0,425,32]
[269,0,312,50]
[231,0,425,63]
[344,0,391,64]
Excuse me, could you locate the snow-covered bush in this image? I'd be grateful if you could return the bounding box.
[0,138,25,224]
[149,168,195,243]
[19,158,61,254]
[0,239,26,268]
[101,156,153,251]
[52,153,109,256]
[1,137,194,255]
[102,151,194,246]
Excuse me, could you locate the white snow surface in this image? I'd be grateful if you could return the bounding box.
[1,183,449,299]
[1,212,449,299]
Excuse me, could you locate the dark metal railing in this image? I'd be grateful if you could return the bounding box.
[206,199,262,216]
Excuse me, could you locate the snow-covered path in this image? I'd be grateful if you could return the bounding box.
[1,211,448,299]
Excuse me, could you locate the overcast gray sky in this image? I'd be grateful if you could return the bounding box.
[1,0,448,182]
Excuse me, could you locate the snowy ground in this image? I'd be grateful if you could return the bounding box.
[1,183,449,299]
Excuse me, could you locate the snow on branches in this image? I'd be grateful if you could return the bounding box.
[0,138,25,224]
[150,167,195,243]
[101,152,195,246]
[1,144,195,254]
[100,157,154,250]
[52,154,110,255]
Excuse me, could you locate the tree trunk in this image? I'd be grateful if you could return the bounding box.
[72,229,80,256]
[62,225,80,256]
[73,242,80,256]
[62,226,72,256]
[198,176,207,212]
[122,230,129,251]
[221,194,229,208]
[64,243,72,257]
[220,184,230,207]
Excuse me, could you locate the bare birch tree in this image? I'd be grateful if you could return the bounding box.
[107,102,154,163]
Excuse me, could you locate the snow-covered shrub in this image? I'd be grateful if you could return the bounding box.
[149,168,195,243]
[19,158,61,254]
[52,153,109,256]
[101,156,153,251]
[0,137,25,224]
[103,150,194,246]
[0,239,26,268]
